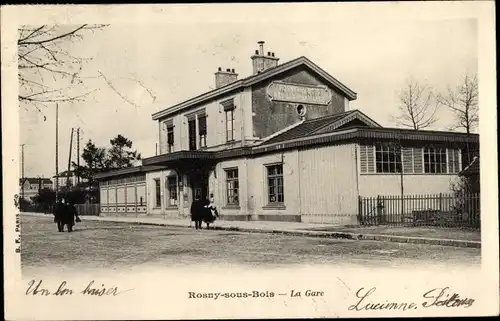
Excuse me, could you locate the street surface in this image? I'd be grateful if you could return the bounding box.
[21,215,480,274]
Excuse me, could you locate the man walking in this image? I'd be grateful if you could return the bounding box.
[190,195,203,230]
[53,198,66,232]
[64,201,77,232]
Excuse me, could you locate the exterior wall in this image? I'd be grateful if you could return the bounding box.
[246,151,301,221]
[157,87,255,154]
[100,175,147,216]
[145,169,180,217]
[298,144,359,224]
[358,175,459,197]
[213,158,250,220]
[251,67,346,139]
[357,142,466,197]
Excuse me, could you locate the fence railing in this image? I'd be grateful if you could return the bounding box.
[358,193,480,229]
[20,203,101,216]
[75,204,100,216]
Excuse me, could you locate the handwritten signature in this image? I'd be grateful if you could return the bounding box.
[25,279,133,297]
[349,287,474,311]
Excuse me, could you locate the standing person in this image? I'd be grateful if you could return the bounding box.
[202,193,218,230]
[190,195,203,230]
[64,201,77,232]
[53,198,65,232]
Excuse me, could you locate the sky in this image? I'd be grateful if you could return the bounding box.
[18,8,478,179]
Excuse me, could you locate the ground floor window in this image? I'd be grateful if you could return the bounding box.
[167,176,178,207]
[154,178,161,207]
[225,168,239,205]
[266,164,284,204]
[375,144,401,173]
[424,147,447,174]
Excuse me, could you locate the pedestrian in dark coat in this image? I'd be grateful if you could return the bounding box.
[64,201,77,232]
[201,196,219,229]
[190,198,203,230]
[53,198,66,232]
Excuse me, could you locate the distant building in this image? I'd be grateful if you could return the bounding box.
[95,41,480,224]
[52,170,88,190]
[19,177,53,200]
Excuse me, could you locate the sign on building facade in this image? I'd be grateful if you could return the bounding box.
[267,81,332,105]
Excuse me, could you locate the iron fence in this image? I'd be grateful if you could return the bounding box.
[358,193,480,229]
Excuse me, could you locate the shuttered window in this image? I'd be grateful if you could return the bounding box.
[413,147,423,173]
[402,147,414,173]
[359,145,375,173]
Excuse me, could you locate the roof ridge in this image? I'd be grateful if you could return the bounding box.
[152,56,357,120]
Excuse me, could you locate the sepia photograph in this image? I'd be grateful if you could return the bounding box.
[2,2,498,320]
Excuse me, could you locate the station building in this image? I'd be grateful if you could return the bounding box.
[95,41,479,224]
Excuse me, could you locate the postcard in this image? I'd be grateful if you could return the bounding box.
[2,2,498,320]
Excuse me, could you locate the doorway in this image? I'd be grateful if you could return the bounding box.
[190,174,209,201]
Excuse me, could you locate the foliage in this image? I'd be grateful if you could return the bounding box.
[107,134,142,169]
[438,73,479,134]
[18,24,108,115]
[72,134,141,184]
[393,77,439,130]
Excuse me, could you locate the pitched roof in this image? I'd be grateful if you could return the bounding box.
[152,56,357,120]
[261,110,381,145]
[20,178,53,185]
[53,170,75,177]
[459,156,480,177]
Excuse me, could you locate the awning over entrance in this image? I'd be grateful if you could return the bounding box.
[142,150,218,175]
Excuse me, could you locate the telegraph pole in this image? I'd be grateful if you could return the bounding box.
[55,103,59,201]
[67,128,74,187]
[77,128,80,184]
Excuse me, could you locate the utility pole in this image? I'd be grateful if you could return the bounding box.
[67,128,74,187]
[20,144,25,211]
[77,128,80,184]
[55,103,59,201]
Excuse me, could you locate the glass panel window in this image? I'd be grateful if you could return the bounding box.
[225,109,234,142]
[167,126,174,153]
[154,179,161,207]
[198,115,207,148]
[225,168,239,205]
[375,145,402,173]
[266,164,284,204]
[188,119,197,150]
[424,147,447,173]
[167,176,178,207]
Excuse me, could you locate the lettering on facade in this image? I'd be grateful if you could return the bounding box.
[267,81,332,105]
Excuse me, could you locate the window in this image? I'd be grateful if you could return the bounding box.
[267,164,284,204]
[198,115,207,148]
[154,179,161,207]
[188,119,197,150]
[424,147,447,173]
[375,145,402,173]
[167,126,174,153]
[225,168,239,205]
[167,176,178,207]
[448,149,461,173]
[225,109,235,141]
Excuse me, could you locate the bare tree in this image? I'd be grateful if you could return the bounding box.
[438,73,478,134]
[393,78,439,130]
[18,25,156,118]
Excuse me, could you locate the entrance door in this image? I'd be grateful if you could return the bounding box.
[190,174,209,201]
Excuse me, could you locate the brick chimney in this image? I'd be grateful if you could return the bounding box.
[214,67,238,88]
[251,41,279,74]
